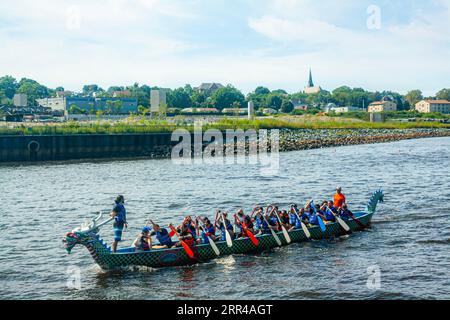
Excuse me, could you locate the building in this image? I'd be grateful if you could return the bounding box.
[304,69,322,94]
[150,89,167,113]
[222,108,247,115]
[36,97,138,115]
[180,108,219,114]
[55,91,73,98]
[195,83,224,95]
[113,90,131,98]
[368,100,397,113]
[329,106,362,113]
[13,94,27,107]
[415,100,450,114]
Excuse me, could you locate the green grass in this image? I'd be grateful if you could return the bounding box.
[0,116,449,136]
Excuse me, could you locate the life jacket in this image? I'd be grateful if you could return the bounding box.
[181,230,195,246]
[309,213,319,225]
[202,225,215,244]
[220,220,234,240]
[156,229,173,246]
[324,209,336,222]
[139,236,150,251]
[289,213,298,226]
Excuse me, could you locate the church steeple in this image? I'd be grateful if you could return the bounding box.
[307,68,314,88]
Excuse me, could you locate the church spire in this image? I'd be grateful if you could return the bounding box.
[308,68,314,87]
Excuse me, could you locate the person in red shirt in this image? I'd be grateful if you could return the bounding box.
[334,187,346,209]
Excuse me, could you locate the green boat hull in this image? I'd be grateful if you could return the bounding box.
[65,190,383,270]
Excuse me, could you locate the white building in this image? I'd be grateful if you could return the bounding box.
[13,94,27,107]
[415,100,450,114]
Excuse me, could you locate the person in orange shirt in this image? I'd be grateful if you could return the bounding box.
[334,187,346,209]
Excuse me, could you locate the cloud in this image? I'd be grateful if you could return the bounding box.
[0,0,448,96]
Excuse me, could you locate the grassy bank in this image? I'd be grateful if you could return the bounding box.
[0,116,449,135]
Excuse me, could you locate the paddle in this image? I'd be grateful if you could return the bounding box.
[270,205,291,244]
[310,200,326,232]
[292,207,311,239]
[326,207,350,232]
[259,208,282,246]
[346,209,367,229]
[221,212,233,248]
[234,214,259,247]
[168,224,195,259]
[198,217,220,256]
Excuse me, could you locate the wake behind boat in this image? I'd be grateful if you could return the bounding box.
[63,190,384,270]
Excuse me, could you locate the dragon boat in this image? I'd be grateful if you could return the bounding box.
[64,190,384,270]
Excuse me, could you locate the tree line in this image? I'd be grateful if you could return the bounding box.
[1,75,449,113]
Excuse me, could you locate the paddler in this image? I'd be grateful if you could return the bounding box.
[149,222,174,249]
[198,217,217,244]
[321,201,336,222]
[235,209,248,238]
[132,226,152,251]
[110,195,128,253]
[339,203,353,220]
[334,187,346,209]
[216,212,235,241]
[175,224,195,247]
[254,207,270,235]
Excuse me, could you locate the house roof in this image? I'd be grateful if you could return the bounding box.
[369,101,394,106]
[197,83,224,90]
[422,100,450,104]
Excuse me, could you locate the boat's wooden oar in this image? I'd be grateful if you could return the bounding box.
[292,207,311,239]
[270,205,291,243]
[347,210,367,229]
[221,212,233,248]
[198,218,220,256]
[168,224,195,259]
[310,200,326,232]
[260,208,282,246]
[327,207,350,232]
[234,214,259,247]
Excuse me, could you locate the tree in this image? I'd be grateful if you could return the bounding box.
[281,100,294,113]
[167,88,192,109]
[254,86,270,95]
[266,94,283,110]
[436,89,450,101]
[405,90,423,110]
[0,75,18,99]
[16,78,50,105]
[210,85,245,110]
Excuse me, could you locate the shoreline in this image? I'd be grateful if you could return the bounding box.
[0,128,449,165]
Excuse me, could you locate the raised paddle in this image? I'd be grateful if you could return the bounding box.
[269,205,291,244]
[327,207,350,232]
[168,224,195,259]
[198,217,220,256]
[310,200,326,232]
[221,212,233,248]
[259,209,282,246]
[234,214,259,247]
[292,207,311,239]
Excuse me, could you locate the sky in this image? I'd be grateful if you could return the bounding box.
[0,0,449,96]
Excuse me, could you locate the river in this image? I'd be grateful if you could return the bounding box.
[0,137,449,300]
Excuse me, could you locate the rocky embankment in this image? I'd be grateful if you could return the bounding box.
[278,128,450,152]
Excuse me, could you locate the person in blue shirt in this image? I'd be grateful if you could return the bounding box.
[267,207,280,231]
[110,195,128,253]
[307,203,326,226]
[216,212,235,241]
[149,223,174,249]
[322,201,336,222]
[199,217,217,244]
[254,209,271,235]
[339,204,354,220]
